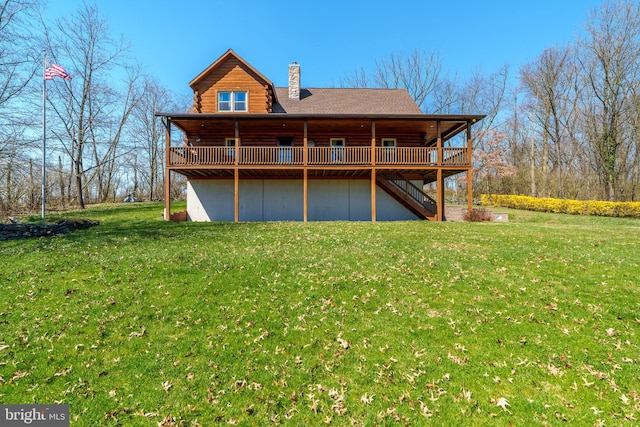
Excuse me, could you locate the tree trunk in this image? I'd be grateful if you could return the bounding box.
[29,158,35,210]
[58,156,65,209]
[75,158,85,209]
[530,119,536,197]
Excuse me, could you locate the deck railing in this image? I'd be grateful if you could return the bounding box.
[375,147,438,165]
[170,146,235,165]
[240,147,304,165]
[169,146,469,167]
[442,147,469,166]
[308,147,371,165]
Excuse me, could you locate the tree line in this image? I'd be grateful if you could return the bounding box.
[342,0,640,203]
[1,1,639,217]
[0,0,187,215]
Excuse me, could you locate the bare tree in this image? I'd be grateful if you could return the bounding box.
[0,0,42,213]
[339,66,371,89]
[88,65,141,202]
[44,2,138,208]
[341,48,448,113]
[373,48,444,112]
[520,45,582,198]
[458,65,509,135]
[130,76,176,201]
[0,0,40,113]
[578,0,640,201]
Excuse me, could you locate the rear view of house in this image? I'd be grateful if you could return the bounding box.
[157,49,484,221]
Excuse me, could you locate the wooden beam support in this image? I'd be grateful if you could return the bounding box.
[234,120,239,222]
[234,120,239,166]
[436,119,442,166]
[436,119,444,221]
[303,120,308,166]
[164,117,171,221]
[437,168,444,222]
[467,121,473,215]
[371,169,377,222]
[467,169,473,216]
[234,168,239,222]
[303,120,308,222]
[371,120,376,166]
[303,169,308,222]
[371,120,376,222]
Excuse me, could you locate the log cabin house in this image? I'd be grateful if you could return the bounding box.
[157,49,484,221]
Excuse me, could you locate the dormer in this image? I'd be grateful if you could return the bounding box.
[189,49,276,114]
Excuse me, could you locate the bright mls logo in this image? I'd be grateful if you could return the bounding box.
[1,405,69,426]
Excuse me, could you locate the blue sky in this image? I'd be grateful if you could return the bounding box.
[44,0,603,97]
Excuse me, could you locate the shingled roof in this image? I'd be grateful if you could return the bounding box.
[272,87,423,115]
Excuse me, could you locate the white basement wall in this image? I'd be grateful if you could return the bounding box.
[186,179,420,221]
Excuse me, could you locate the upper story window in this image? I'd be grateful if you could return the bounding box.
[382,138,397,148]
[330,138,345,162]
[218,91,247,112]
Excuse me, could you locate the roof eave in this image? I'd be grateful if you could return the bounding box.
[155,112,486,122]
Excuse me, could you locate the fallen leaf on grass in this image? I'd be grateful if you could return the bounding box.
[547,364,564,377]
[582,377,594,387]
[158,415,176,426]
[496,397,510,411]
[361,393,374,405]
[128,326,146,341]
[337,337,350,350]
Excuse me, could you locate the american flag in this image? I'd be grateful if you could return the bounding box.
[45,63,72,81]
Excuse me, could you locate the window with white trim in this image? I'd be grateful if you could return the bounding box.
[382,138,396,162]
[225,138,235,159]
[218,91,248,112]
[382,138,396,147]
[330,138,345,162]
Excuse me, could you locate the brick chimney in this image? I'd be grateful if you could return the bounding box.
[288,62,300,100]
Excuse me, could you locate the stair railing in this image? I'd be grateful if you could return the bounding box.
[382,172,437,215]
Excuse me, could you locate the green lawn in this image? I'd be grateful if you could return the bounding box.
[1,203,639,426]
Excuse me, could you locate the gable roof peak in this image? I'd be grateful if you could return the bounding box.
[189,49,274,90]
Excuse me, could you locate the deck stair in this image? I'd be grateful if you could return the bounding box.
[377,172,437,220]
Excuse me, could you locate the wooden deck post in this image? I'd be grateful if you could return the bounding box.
[437,169,444,221]
[234,120,239,166]
[436,120,444,221]
[234,120,239,222]
[467,121,473,215]
[371,120,376,222]
[163,117,171,221]
[303,120,308,222]
[234,169,239,222]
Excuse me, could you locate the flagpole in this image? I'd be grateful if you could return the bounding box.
[42,49,47,221]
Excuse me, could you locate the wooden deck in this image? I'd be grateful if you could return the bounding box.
[168,146,470,167]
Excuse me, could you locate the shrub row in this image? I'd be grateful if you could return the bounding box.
[481,194,640,218]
